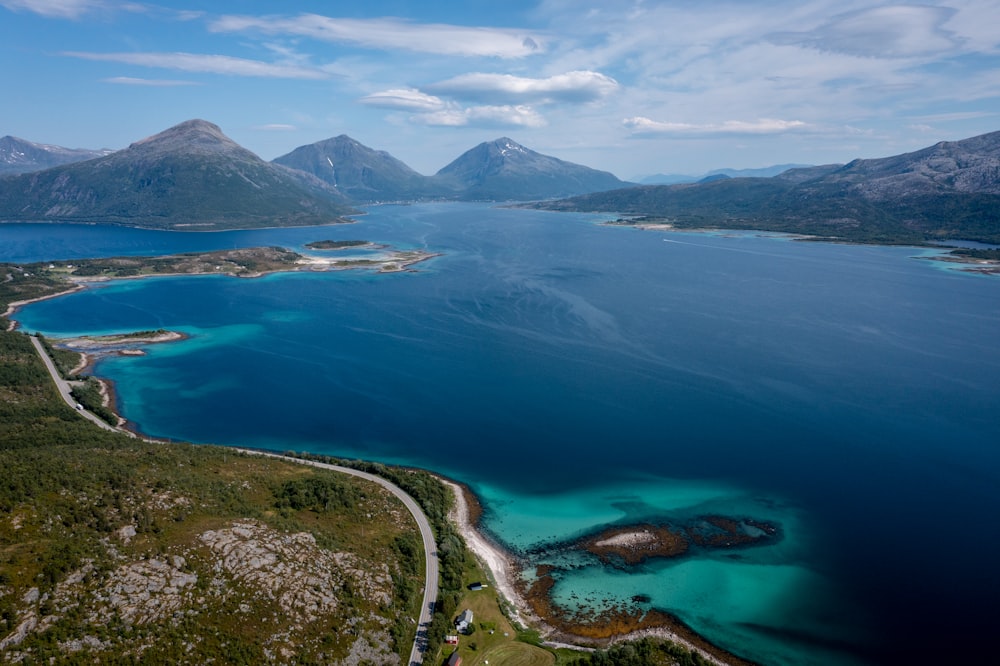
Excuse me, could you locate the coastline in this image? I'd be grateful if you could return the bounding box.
[9,250,745,664]
[605,219,1000,274]
[3,283,86,330]
[439,478,746,666]
[24,320,749,665]
[4,245,440,329]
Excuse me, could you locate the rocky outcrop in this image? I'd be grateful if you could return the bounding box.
[1,520,398,663]
[198,521,393,622]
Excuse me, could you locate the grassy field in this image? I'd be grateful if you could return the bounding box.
[431,549,561,666]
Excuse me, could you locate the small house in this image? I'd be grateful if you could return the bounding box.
[447,653,462,666]
[455,608,474,633]
[468,582,484,591]
[445,635,459,645]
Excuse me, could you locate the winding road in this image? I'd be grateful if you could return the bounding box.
[237,450,440,666]
[26,333,440,665]
[28,335,126,434]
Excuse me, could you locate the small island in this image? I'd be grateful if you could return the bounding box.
[581,524,689,565]
[304,239,386,250]
[55,329,188,361]
[577,515,778,568]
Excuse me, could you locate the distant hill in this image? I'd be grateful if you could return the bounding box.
[637,164,812,185]
[0,135,112,175]
[432,137,628,200]
[532,131,1000,244]
[0,120,354,230]
[272,135,445,203]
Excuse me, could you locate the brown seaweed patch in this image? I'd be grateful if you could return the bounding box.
[580,523,689,565]
[518,566,754,665]
[687,516,778,548]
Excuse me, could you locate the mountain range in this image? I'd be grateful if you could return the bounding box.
[0,121,629,228]
[636,164,813,185]
[271,135,626,202]
[533,131,1000,244]
[0,135,112,175]
[1,121,998,242]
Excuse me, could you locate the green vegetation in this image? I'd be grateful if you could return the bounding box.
[953,247,1000,260]
[55,246,303,278]
[304,239,372,250]
[35,333,84,379]
[287,452,471,656]
[0,325,423,663]
[68,376,118,425]
[118,328,169,339]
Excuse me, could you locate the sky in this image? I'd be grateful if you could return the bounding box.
[1,0,999,180]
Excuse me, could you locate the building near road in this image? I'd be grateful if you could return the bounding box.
[455,609,473,633]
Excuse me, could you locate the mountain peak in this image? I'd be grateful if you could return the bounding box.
[272,134,431,202]
[128,119,254,158]
[489,138,529,158]
[435,137,625,200]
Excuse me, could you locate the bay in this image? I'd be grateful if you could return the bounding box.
[6,203,1000,665]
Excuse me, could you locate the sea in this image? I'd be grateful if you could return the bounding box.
[4,203,999,665]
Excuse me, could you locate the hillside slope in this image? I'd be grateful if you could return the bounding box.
[534,130,1000,244]
[0,120,354,230]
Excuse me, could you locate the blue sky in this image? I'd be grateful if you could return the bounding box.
[1,0,998,179]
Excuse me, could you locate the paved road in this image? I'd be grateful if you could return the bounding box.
[28,333,439,663]
[29,335,125,434]
[238,450,440,666]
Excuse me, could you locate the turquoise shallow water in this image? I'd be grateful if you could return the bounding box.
[7,203,1000,664]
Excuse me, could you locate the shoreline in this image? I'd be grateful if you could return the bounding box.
[4,245,441,329]
[605,219,1000,274]
[439,478,745,666]
[9,254,744,664]
[22,323,749,665]
[3,284,86,329]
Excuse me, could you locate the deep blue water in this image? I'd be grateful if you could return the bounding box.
[5,204,1000,665]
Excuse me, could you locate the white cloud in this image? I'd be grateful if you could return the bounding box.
[909,110,998,123]
[360,85,546,128]
[210,13,545,58]
[426,70,618,104]
[0,0,145,19]
[624,117,808,136]
[358,88,448,112]
[417,105,546,129]
[768,5,961,58]
[253,124,297,131]
[1,0,105,18]
[63,51,329,79]
[103,76,199,86]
